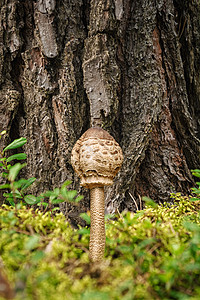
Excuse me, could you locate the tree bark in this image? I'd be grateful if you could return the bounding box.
[0,0,199,220]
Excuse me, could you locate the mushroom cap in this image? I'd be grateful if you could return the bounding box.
[71,127,123,189]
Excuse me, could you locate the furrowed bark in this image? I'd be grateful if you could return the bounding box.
[0,0,199,220]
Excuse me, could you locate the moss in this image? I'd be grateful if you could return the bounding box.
[0,196,200,299]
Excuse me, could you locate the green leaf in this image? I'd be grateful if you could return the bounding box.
[61,180,72,189]
[52,207,60,212]
[3,137,27,152]
[0,130,6,135]
[190,197,200,202]
[41,190,55,198]
[53,187,60,194]
[49,188,60,201]
[60,188,68,198]
[6,198,15,206]
[0,172,8,178]
[40,202,48,208]
[59,189,78,201]
[0,158,6,162]
[51,198,65,204]
[36,195,44,202]
[105,214,115,221]
[80,213,91,224]
[24,195,39,205]
[13,179,29,190]
[8,163,26,181]
[78,228,90,235]
[3,190,22,199]
[66,190,77,201]
[21,177,36,191]
[142,196,158,208]
[75,195,84,203]
[0,184,10,189]
[37,202,48,208]
[191,188,200,193]
[3,192,13,198]
[3,197,16,206]
[191,169,200,178]
[7,153,27,162]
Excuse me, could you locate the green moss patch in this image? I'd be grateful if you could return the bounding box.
[0,195,200,299]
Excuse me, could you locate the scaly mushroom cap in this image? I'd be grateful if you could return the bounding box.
[71,127,123,189]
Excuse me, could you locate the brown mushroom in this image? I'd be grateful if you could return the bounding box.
[71,127,123,262]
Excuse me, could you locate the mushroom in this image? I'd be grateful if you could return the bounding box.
[71,127,123,262]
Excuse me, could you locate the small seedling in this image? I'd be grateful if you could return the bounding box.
[0,132,83,209]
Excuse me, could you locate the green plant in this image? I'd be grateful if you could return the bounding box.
[0,131,35,207]
[0,132,83,209]
[0,195,200,300]
[191,169,200,201]
[38,181,83,210]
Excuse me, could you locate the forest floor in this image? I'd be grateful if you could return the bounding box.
[0,195,200,300]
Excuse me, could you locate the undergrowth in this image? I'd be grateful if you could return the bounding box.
[0,195,199,300]
[0,134,200,299]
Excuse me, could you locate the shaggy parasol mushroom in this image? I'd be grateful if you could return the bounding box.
[71,127,123,262]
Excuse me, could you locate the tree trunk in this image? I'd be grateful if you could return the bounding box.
[0,0,199,221]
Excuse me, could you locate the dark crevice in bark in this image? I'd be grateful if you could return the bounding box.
[80,95,91,136]
[20,0,35,52]
[155,18,175,136]
[44,57,61,84]
[176,2,200,141]
[9,93,22,144]
[10,60,25,143]
[156,8,181,144]
[9,112,20,142]
[46,94,58,149]
[2,53,11,83]
[112,44,126,145]
[72,41,91,137]
[82,0,90,35]
[10,54,24,92]
[111,1,132,144]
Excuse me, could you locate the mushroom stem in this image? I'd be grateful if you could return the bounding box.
[89,187,105,262]
[71,127,123,262]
